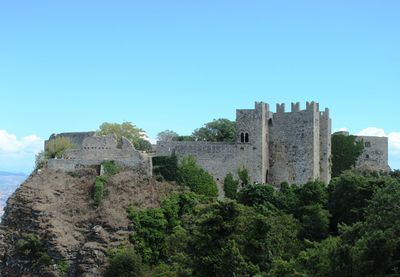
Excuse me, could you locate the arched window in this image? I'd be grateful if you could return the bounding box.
[268,118,273,127]
[240,133,245,143]
[245,133,249,143]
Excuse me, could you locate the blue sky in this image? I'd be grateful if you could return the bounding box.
[0,1,399,173]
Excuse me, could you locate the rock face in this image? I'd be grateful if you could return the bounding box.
[0,168,176,276]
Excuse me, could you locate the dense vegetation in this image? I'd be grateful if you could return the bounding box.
[106,169,400,276]
[97,121,152,151]
[157,118,236,143]
[331,133,364,177]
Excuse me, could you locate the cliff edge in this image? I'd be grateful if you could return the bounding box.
[0,168,176,276]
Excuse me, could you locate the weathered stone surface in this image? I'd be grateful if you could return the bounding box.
[47,135,153,176]
[156,101,389,186]
[157,101,333,186]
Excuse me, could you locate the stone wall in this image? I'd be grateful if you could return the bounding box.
[268,102,320,185]
[157,101,334,187]
[45,132,95,149]
[319,109,332,184]
[47,136,152,175]
[356,136,390,172]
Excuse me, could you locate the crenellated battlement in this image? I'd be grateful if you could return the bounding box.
[291,102,300,112]
[320,108,330,119]
[275,101,322,114]
[276,103,285,113]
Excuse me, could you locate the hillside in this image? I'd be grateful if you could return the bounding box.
[0,168,177,276]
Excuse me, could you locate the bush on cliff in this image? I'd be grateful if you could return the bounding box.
[177,155,218,197]
[45,136,75,159]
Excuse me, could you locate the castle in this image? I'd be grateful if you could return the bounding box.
[46,101,390,186]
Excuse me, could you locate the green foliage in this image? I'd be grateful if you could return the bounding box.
[94,176,107,206]
[97,121,151,151]
[298,204,330,242]
[174,135,195,141]
[45,136,75,159]
[223,173,239,199]
[57,260,70,276]
[237,183,275,208]
[122,170,400,276]
[152,155,178,181]
[128,207,168,264]
[237,167,250,187]
[16,233,52,267]
[104,246,143,277]
[34,150,48,170]
[102,160,119,176]
[327,171,394,232]
[192,118,236,142]
[157,130,179,142]
[177,156,218,197]
[331,133,364,177]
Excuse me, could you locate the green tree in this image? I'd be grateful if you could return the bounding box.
[192,118,236,142]
[237,183,276,208]
[331,133,364,177]
[157,130,179,142]
[237,167,251,187]
[328,171,391,232]
[223,173,239,199]
[97,121,151,151]
[104,246,143,277]
[45,137,75,159]
[152,155,178,181]
[177,156,218,197]
[298,204,330,242]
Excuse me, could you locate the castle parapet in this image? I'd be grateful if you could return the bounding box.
[306,101,320,112]
[291,102,300,112]
[276,103,285,113]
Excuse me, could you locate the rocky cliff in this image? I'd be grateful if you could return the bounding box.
[0,168,176,276]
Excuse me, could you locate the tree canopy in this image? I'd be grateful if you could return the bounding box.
[97,121,152,151]
[331,133,364,177]
[192,118,236,142]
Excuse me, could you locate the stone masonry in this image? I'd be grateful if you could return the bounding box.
[157,101,390,186]
[47,134,152,175]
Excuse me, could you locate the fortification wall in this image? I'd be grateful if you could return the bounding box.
[319,109,332,184]
[45,132,95,149]
[236,102,269,183]
[47,135,152,175]
[356,136,390,172]
[157,141,267,184]
[268,102,319,185]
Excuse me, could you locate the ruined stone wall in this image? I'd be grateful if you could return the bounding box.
[47,136,152,175]
[45,132,95,149]
[268,102,320,185]
[356,136,390,172]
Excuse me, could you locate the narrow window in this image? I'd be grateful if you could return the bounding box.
[366,154,370,159]
[365,142,371,147]
[268,118,273,127]
[245,133,249,143]
[241,133,245,143]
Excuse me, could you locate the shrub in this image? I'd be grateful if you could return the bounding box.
[331,133,364,177]
[45,137,75,159]
[102,160,119,176]
[104,246,143,277]
[94,176,107,205]
[223,173,239,199]
[238,167,251,187]
[152,155,178,181]
[177,156,218,197]
[16,233,52,266]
